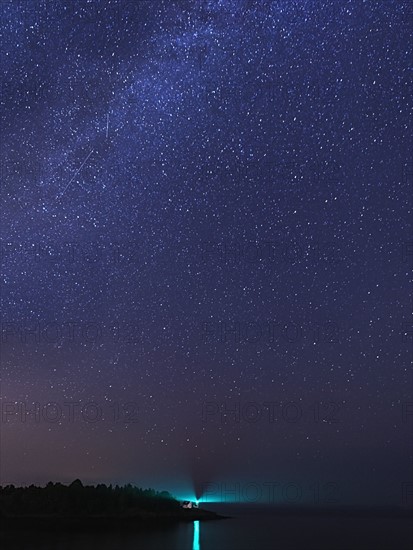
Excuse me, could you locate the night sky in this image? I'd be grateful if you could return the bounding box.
[0,0,412,508]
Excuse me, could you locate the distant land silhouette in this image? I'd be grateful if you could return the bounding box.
[0,480,223,532]
[1,481,411,534]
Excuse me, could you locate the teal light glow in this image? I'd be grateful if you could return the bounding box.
[198,495,222,504]
[193,520,200,550]
[198,480,291,504]
[175,494,197,502]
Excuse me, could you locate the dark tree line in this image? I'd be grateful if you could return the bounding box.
[0,480,180,516]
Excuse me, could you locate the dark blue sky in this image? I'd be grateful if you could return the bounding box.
[0,0,412,507]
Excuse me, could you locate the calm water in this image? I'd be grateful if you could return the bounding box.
[2,508,412,550]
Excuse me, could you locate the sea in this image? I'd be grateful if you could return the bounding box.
[2,504,413,550]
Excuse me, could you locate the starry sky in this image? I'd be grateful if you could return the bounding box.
[0,0,412,508]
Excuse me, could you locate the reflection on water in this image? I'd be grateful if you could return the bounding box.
[193,520,200,550]
[2,514,412,550]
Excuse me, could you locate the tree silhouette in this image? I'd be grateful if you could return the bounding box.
[0,481,180,517]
